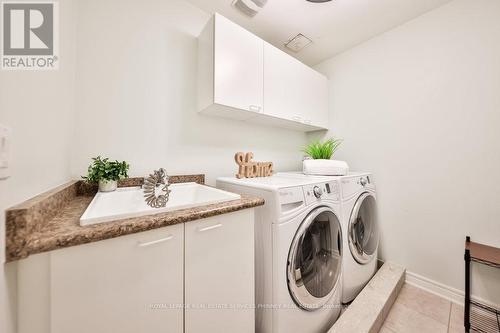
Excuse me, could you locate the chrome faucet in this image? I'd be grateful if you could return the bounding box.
[143,168,171,208]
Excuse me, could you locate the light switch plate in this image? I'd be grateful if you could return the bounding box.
[0,125,11,180]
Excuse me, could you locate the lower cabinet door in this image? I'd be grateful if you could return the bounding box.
[184,210,255,333]
[50,224,184,333]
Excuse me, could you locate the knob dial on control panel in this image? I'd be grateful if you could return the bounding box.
[313,186,323,198]
[360,178,367,186]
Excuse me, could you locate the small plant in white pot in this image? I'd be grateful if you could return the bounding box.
[302,138,349,176]
[83,156,129,192]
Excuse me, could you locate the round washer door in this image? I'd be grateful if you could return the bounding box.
[287,206,342,311]
[348,192,379,265]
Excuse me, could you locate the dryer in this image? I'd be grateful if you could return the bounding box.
[339,173,379,303]
[217,174,343,333]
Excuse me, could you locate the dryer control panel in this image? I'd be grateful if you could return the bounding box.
[341,175,374,199]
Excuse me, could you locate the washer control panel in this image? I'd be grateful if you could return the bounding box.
[325,181,340,195]
[313,185,323,198]
[360,177,367,187]
[303,181,340,205]
[278,186,305,205]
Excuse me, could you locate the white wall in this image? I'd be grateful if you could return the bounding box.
[315,0,500,304]
[71,0,307,184]
[0,1,78,331]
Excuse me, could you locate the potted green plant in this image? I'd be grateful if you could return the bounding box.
[83,156,130,192]
[302,138,349,175]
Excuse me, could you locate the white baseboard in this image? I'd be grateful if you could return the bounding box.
[405,270,464,305]
[405,270,500,309]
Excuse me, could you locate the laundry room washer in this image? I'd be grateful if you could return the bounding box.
[217,174,343,333]
[339,173,379,303]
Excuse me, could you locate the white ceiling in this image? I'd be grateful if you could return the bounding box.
[186,0,453,66]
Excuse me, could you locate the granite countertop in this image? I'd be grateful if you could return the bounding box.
[6,175,264,262]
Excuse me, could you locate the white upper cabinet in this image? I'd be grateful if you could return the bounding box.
[263,42,300,122]
[198,14,263,119]
[214,15,263,113]
[198,13,328,131]
[297,59,329,127]
[263,42,328,127]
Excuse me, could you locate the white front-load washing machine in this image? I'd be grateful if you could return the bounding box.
[217,174,343,333]
[278,172,380,304]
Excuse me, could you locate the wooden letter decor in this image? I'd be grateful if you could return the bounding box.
[235,152,273,179]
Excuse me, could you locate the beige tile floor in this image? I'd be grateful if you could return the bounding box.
[379,284,465,333]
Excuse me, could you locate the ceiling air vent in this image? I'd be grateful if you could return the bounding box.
[232,0,267,17]
[284,33,312,52]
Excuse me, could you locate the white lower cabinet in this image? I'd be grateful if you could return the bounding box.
[50,224,184,333]
[17,211,255,333]
[185,209,255,333]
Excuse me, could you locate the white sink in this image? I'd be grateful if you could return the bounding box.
[80,182,241,226]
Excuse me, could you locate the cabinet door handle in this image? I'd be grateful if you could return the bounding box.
[249,105,261,112]
[198,223,223,232]
[138,235,173,247]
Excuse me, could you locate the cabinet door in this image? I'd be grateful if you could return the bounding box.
[185,210,255,333]
[263,42,303,122]
[50,224,184,333]
[214,14,264,113]
[299,66,329,127]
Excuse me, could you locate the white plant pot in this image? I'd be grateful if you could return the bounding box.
[98,179,118,192]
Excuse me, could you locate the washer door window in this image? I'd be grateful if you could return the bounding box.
[348,193,379,265]
[287,207,342,311]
